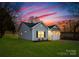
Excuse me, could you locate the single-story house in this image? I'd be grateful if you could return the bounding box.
[18,22,61,41]
[18,22,48,41]
[48,25,61,40]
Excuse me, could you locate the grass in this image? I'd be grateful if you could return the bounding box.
[0,34,79,57]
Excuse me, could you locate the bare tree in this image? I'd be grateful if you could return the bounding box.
[66,3,79,39]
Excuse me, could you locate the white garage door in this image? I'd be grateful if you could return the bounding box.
[52,31,60,40]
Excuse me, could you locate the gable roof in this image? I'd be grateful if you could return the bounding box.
[48,25,60,30]
[33,22,48,29]
[18,22,49,31]
[18,22,38,30]
[48,26,54,29]
[23,22,38,28]
[18,22,47,31]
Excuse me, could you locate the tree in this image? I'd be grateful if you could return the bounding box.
[66,3,79,39]
[68,3,79,39]
[61,2,79,40]
[0,3,16,38]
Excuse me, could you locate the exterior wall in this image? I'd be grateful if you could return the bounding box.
[32,23,48,41]
[48,30,52,40]
[19,23,32,40]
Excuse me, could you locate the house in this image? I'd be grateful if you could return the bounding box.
[48,25,61,40]
[18,22,48,41]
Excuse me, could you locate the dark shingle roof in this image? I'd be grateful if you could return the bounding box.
[23,22,38,28]
[18,22,38,31]
[48,25,60,30]
[18,22,48,31]
[48,26,54,29]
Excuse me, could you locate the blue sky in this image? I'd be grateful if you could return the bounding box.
[0,2,79,25]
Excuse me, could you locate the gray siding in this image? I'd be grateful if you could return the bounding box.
[32,23,48,41]
[19,23,32,40]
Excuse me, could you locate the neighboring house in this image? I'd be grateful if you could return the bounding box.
[48,25,61,40]
[18,22,48,41]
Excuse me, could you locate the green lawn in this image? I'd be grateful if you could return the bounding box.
[0,34,79,57]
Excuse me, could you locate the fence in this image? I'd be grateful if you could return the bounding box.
[61,32,79,40]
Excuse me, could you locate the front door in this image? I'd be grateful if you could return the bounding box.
[37,31,45,40]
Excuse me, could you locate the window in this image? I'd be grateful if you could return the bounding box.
[20,32,22,35]
[24,31,27,33]
[37,31,45,38]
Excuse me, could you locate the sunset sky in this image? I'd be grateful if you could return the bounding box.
[0,2,78,26]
